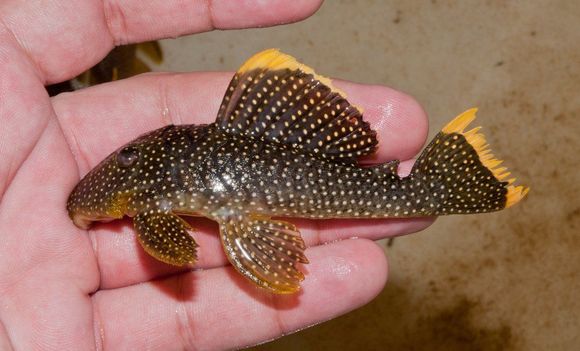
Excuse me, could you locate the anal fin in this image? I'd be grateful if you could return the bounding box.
[133,211,198,266]
[219,216,308,294]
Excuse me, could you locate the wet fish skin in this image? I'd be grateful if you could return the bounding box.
[67,49,528,293]
[66,122,507,225]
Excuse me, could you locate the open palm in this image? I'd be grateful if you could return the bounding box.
[0,1,432,350]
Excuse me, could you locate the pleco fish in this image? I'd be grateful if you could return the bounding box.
[67,49,529,294]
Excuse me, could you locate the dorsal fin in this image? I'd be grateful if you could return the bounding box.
[215,49,378,162]
[370,160,400,178]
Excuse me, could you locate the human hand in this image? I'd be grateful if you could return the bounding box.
[0,1,432,349]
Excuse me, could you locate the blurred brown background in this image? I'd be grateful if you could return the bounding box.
[153,1,579,349]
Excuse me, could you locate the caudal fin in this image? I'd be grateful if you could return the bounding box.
[411,108,529,215]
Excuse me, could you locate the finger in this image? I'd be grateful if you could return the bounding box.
[93,213,432,289]
[91,163,433,289]
[0,25,53,197]
[52,72,430,289]
[52,72,428,175]
[0,0,323,83]
[90,217,224,289]
[94,238,388,351]
[335,79,428,163]
[0,321,13,351]
[0,120,98,349]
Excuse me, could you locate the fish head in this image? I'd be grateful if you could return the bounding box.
[67,128,166,229]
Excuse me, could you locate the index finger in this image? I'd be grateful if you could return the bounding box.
[52,72,428,174]
[1,0,324,83]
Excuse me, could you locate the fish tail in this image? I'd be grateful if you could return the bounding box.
[410,108,529,215]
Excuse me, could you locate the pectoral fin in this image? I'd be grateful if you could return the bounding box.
[133,211,198,266]
[219,216,308,294]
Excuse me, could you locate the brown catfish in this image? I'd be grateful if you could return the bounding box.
[67,49,529,293]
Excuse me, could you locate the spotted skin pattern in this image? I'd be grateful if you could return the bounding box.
[67,49,529,293]
[134,210,198,265]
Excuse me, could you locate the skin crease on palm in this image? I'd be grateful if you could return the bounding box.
[0,1,434,350]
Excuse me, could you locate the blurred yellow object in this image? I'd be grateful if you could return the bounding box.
[47,41,162,96]
[72,41,163,89]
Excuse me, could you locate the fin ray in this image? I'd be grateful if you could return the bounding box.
[216,49,378,162]
[133,211,198,266]
[218,216,307,294]
[411,108,529,213]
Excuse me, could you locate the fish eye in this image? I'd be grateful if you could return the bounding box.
[117,147,139,167]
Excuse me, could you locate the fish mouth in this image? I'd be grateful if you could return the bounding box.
[70,213,116,230]
[70,213,95,230]
[67,186,134,230]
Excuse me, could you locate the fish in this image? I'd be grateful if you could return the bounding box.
[72,41,163,89]
[67,49,529,294]
[48,42,163,96]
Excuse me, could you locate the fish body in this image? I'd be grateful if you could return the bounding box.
[67,49,528,293]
